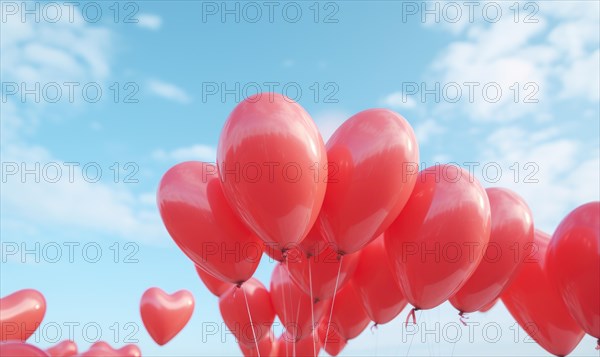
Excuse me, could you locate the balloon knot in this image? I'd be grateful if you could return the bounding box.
[596,339,599,350]
[405,307,419,327]
[370,323,379,334]
[458,311,469,326]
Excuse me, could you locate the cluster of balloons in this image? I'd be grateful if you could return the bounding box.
[155,93,599,356]
[2,93,598,357]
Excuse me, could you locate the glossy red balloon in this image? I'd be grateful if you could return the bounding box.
[450,188,534,313]
[502,231,584,356]
[320,282,370,340]
[353,235,407,324]
[287,245,359,301]
[547,201,600,338]
[270,263,327,339]
[273,331,320,357]
[217,93,327,253]
[140,287,194,345]
[46,340,77,357]
[0,289,46,341]
[195,265,234,297]
[239,330,274,357]
[219,278,275,347]
[79,342,141,357]
[299,223,328,258]
[0,342,49,356]
[317,321,346,356]
[158,161,262,284]
[318,108,419,255]
[385,165,491,310]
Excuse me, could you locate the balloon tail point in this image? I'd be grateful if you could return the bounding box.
[458,311,469,326]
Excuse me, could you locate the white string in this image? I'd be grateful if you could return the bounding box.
[323,255,344,350]
[242,286,260,357]
[308,258,317,357]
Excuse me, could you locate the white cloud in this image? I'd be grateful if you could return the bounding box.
[380,91,417,109]
[153,144,217,163]
[312,110,350,142]
[136,14,162,30]
[426,1,599,122]
[1,5,167,245]
[147,79,191,103]
[480,125,599,232]
[414,119,444,144]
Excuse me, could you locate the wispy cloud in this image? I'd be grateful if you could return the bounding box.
[147,79,191,103]
[153,144,217,163]
[380,91,417,109]
[136,14,163,30]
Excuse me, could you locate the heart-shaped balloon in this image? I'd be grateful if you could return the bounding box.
[195,265,234,297]
[273,331,320,357]
[287,245,359,301]
[158,161,262,284]
[0,289,46,341]
[219,278,275,347]
[502,230,584,356]
[0,341,48,356]
[319,282,370,341]
[140,287,195,345]
[270,263,327,340]
[319,108,419,255]
[46,340,77,357]
[547,201,599,338]
[78,342,141,357]
[352,235,407,324]
[217,93,327,253]
[385,165,491,310]
[450,187,534,313]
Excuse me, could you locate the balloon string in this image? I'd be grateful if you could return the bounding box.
[596,339,599,350]
[308,258,317,357]
[284,256,296,357]
[458,311,469,327]
[405,310,421,357]
[373,323,379,357]
[242,286,261,357]
[323,255,344,350]
[405,307,420,327]
[279,262,289,357]
[294,290,302,357]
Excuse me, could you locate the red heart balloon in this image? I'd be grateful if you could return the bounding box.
[46,340,77,357]
[273,331,320,357]
[238,330,275,357]
[287,245,359,302]
[219,278,275,347]
[79,342,141,357]
[270,263,327,340]
[217,93,327,253]
[450,187,534,313]
[195,265,234,297]
[157,161,262,284]
[319,282,370,341]
[317,321,346,357]
[502,230,584,356]
[0,289,46,341]
[385,165,491,310]
[0,341,48,356]
[352,235,407,324]
[318,108,419,255]
[140,287,195,345]
[547,201,599,338]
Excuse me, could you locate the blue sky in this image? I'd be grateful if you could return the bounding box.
[1,1,599,355]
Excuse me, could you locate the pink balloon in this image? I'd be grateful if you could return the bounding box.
[140,287,194,345]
